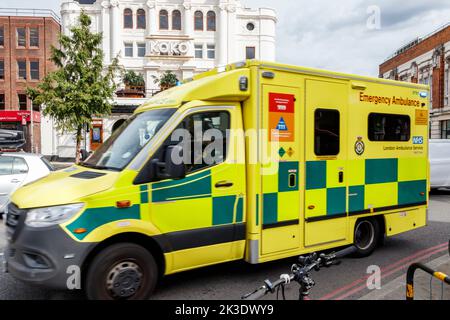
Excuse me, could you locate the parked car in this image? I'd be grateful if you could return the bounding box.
[0,129,26,151]
[430,139,450,190]
[0,153,55,219]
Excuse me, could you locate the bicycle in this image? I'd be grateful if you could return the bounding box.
[242,246,357,300]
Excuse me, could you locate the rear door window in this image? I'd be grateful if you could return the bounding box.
[12,157,28,174]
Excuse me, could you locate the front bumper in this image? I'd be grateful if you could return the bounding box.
[4,206,95,290]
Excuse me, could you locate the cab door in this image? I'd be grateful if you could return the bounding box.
[146,105,246,272]
[304,79,349,247]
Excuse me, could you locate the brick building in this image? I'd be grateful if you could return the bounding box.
[0,9,61,152]
[379,23,450,139]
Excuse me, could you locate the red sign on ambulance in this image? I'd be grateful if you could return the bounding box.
[269,93,295,142]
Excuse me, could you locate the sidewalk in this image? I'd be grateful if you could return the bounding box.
[360,254,450,300]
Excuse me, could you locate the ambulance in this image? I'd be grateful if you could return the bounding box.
[4,60,430,299]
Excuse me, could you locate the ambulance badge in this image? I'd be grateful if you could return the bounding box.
[355,137,365,156]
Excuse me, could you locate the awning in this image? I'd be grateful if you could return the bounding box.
[0,111,41,123]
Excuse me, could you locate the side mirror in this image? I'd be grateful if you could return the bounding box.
[133,145,186,185]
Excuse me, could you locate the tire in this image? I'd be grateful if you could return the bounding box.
[353,219,379,257]
[85,243,158,300]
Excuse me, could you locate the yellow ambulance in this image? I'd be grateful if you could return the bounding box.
[4,60,430,299]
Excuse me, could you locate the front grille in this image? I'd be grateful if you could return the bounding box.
[5,203,27,241]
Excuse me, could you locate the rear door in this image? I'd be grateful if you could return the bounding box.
[304,79,349,247]
[0,156,27,210]
[261,84,303,255]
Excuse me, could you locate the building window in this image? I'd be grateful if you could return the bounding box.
[0,94,5,110]
[441,120,450,139]
[246,47,256,59]
[17,28,26,47]
[172,10,182,30]
[246,22,255,31]
[18,94,27,110]
[17,60,27,80]
[194,11,204,31]
[315,109,340,156]
[137,9,146,29]
[124,43,133,57]
[159,10,169,30]
[30,61,39,80]
[0,60,4,80]
[0,27,4,47]
[194,44,203,59]
[30,27,39,47]
[207,44,215,59]
[137,43,146,57]
[368,113,410,142]
[124,9,133,29]
[207,11,216,31]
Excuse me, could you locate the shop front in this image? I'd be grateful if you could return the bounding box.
[0,111,41,153]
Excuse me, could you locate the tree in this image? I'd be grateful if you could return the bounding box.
[152,71,179,91]
[27,12,120,163]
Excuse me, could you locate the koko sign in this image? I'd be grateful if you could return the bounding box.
[149,41,190,56]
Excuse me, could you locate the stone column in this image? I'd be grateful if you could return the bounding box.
[183,1,194,58]
[146,0,157,36]
[110,0,120,59]
[218,4,229,65]
[100,1,111,63]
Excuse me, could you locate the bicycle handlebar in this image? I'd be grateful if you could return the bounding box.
[242,246,357,300]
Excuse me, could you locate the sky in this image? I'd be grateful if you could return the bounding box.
[1,0,450,77]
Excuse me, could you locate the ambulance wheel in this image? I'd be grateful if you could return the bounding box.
[353,219,379,257]
[85,243,158,300]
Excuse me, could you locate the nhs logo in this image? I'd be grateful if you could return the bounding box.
[413,136,424,145]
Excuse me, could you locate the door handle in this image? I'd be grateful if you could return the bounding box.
[11,179,20,183]
[215,181,234,188]
[338,171,344,183]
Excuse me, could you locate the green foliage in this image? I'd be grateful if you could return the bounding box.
[27,12,120,160]
[152,71,179,90]
[123,70,145,87]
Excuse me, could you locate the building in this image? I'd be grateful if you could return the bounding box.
[43,0,276,159]
[0,8,61,153]
[379,23,450,139]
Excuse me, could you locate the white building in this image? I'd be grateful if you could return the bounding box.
[41,0,276,159]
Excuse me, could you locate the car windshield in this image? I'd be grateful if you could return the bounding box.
[82,109,176,171]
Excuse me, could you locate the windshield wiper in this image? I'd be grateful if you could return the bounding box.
[79,162,121,172]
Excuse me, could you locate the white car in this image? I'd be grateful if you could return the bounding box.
[0,153,55,218]
[430,139,450,190]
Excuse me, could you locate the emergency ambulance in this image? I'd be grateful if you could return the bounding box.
[4,61,430,299]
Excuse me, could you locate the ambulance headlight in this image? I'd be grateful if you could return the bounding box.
[25,203,85,228]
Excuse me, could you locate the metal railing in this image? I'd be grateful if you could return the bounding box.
[383,22,450,63]
[406,241,450,300]
[0,8,60,23]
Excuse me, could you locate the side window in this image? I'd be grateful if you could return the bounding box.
[0,157,14,176]
[368,113,410,142]
[314,109,340,156]
[12,157,28,174]
[176,111,230,174]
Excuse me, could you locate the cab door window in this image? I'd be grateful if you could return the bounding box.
[0,157,14,175]
[173,111,230,174]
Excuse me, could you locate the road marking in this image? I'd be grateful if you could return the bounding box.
[319,242,449,300]
[333,245,448,300]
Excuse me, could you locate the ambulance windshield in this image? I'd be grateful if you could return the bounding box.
[82,108,176,171]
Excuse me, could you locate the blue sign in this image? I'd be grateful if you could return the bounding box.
[413,136,423,145]
[276,117,288,131]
